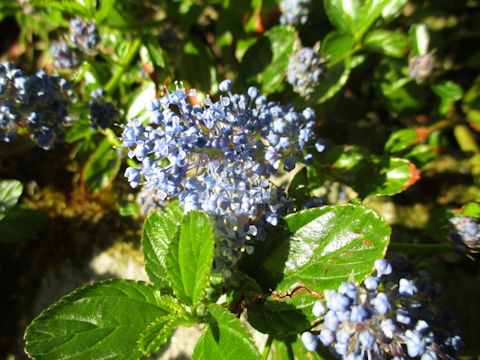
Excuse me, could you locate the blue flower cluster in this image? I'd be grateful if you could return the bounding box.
[279,0,312,25]
[50,41,80,69]
[301,258,462,359]
[50,18,99,69]
[449,216,480,252]
[88,88,119,130]
[287,46,326,98]
[69,17,100,55]
[121,80,324,273]
[0,62,73,149]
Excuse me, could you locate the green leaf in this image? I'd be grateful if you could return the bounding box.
[192,304,261,360]
[140,36,167,70]
[462,75,480,130]
[315,145,418,196]
[82,138,121,193]
[96,0,116,24]
[247,300,309,336]
[30,0,89,17]
[25,279,170,360]
[431,80,464,101]
[461,202,480,217]
[380,0,408,23]
[309,55,365,105]
[138,314,180,357]
[226,272,263,310]
[364,29,408,58]
[98,1,135,28]
[329,145,372,172]
[0,204,47,243]
[82,61,113,96]
[288,168,312,210]
[166,211,215,306]
[321,31,356,64]
[354,157,417,197]
[138,295,192,356]
[178,39,216,91]
[323,0,359,35]
[118,200,140,216]
[0,179,23,221]
[404,144,437,168]
[126,81,156,121]
[384,128,423,153]
[239,25,296,94]
[466,109,480,131]
[235,38,258,62]
[242,205,390,297]
[66,117,95,143]
[324,0,391,38]
[431,81,464,115]
[375,61,424,115]
[114,40,133,61]
[356,0,391,36]
[164,200,184,223]
[258,26,296,94]
[409,24,430,56]
[84,0,96,17]
[142,210,181,290]
[282,205,390,288]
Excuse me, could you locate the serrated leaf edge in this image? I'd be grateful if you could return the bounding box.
[24,279,162,358]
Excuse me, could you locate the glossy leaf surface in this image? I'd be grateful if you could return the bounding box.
[192,304,260,360]
[25,279,170,360]
[166,211,215,306]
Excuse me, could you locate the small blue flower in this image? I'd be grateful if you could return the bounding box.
[350,305,368,322]
[69,17,100,54]
[324,311,339,331]
[312,300,326,317]
[396,308,412,325]
[315,139,326,152]
[319,329,334,346]
[374,258,393,277]
[371,292,391,315]
[327,293,351,312]
[287,45,325,97]
[125,167,141,188]
[301,331,318,352]
[50,41,79,69]
[219,79,232,92]
[279,0,312,25]
[399,278,418,297]
[283,156,296,171]
[358,330,375,349]
[364,276,380,291]
[403,330,426,357]
[336,329,351,344]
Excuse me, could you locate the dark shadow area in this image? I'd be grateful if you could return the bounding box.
[0,142,142,359]
[238,36,273,89]
[247,300,309,337]
[0,16,20,56]
[239,220,290,293]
